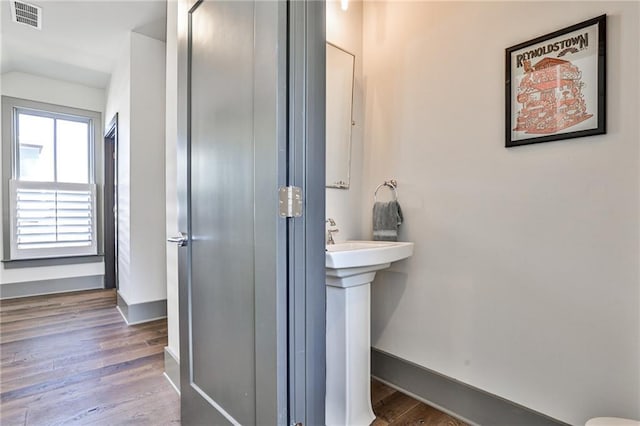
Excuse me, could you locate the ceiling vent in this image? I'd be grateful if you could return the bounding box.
[10,1,42,30]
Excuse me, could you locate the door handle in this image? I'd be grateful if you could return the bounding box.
[167,232,188,247]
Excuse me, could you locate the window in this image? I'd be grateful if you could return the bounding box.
[2,97,101,260]
[16,111,91,183]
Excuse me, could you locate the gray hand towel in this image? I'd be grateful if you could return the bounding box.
[372,201,403,241]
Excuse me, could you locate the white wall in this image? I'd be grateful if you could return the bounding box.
[129,32,167,304]
[326,0,364,240]
[1,72,105,112]
[104,32,167,306]
[361,2,639,425]
[0,72,105,286]
[105,39,132,300]
[165,0,180,358]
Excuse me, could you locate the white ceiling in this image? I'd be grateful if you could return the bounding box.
[1,0,167,88]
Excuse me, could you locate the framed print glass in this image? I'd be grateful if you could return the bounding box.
[505,15,606,147]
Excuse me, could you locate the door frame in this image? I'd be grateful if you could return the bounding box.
[103,113,118,290]
[288,0,327,424]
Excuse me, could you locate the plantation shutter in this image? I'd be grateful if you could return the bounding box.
[10,179,97,259]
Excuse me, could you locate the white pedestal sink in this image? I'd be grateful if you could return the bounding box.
[325,241,414,426]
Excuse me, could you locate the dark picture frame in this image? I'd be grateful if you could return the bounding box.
[505,15,606,147]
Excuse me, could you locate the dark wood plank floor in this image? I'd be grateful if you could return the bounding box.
[371,379,467,426]
[0,289,179,426]
[0,289,463,426]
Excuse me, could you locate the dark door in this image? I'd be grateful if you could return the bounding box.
[103,115,117,290]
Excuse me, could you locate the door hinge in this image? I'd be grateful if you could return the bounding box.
[279,186,303,218]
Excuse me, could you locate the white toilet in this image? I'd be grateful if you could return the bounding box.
[586,418,640,426]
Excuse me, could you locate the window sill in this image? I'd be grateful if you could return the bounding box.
[2,255,104,269]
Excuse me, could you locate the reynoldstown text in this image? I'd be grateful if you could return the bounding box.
[516,33,588,68]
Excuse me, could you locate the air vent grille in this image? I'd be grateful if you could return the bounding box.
[10,1,42,30]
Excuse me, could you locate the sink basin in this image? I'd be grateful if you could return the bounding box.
[326,240,414,269]
[325,240,414,288]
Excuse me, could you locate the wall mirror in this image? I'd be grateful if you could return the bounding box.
[326,42,355,189]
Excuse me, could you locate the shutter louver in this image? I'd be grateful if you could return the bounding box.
[10,180,97,259]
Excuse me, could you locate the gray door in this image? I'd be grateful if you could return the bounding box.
[177,0,286,424]
[175,0,326,424]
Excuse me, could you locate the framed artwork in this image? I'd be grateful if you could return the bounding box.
[505,15,606,147]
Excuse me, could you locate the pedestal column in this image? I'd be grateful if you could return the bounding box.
[325,282,376,426]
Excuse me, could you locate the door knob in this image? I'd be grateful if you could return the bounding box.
[167,232,188,247]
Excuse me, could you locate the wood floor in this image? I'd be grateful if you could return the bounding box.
[371,380,467,426]
[0,289,464,426]
[0,289,179,425]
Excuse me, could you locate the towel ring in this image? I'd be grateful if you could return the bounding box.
[374,179,398,202]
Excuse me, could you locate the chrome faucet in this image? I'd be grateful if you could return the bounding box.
[326,218,339,245]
